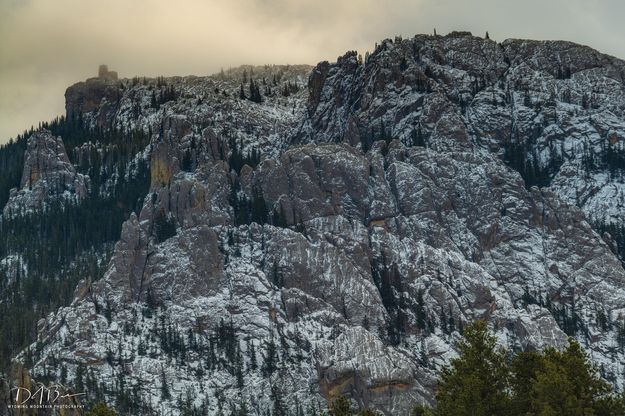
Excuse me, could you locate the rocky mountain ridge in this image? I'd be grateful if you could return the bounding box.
[3,32,625,415]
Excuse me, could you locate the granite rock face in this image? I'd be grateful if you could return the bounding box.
[3,129,88,216]
[8,36,625,415]
[298,33,625,228]
[65,77,122,127]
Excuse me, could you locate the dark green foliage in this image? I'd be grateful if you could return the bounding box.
[152,315,243,376]
[181,149,193,172]
[504,133,625,192]
[75,363,86,392]
[415,289,427,330]
[160,367,171,399]
[0,117,151,372]
[85,402,117,416]
[145,82,179,108]
[408,125,427,148]
[327,395,379,415]
[0,131,28,207]
[159,84,178,104]
[229,171,272,228]
[426,321,625,416]
[153,211,177,243]
[281,81,300,97]
[509,351,544,414]
[228,137,260,173]
[435,321,511,416]
[44,114,150,171]
[272,262,284,288]
[582,141,625,264]
[235,346,244,388]
[502,136,564,189]
[548,301,583,336]
[371,258,406,345]
[399,57,408,71]
[0,204,116,371]
[556,64,572,80]
[271,384,287,416]
[525,341,615,415]
[412,405,434,416]
[360,120,397,153]
[248,340,257,371]
[517,288,588,338]
[584,140,625,181]
[249,79,263,103]
[262,333,279,376]
[329,396,353,416]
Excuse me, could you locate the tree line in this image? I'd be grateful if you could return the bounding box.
[327,321,624,416]
[0,116,151,372]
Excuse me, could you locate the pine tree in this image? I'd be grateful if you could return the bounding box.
[153,212,177,243]
[527,339,613,415]
[329,396,352,416]
[75,363,86,392]
[435,321,511,416]
[181,150,193,172]
[150,90,158,109]
[235,344,244,388]
[160,367,171,400]
[249,340,258,371]
[85,403,117,416]
[249,79,263,103]
[262,333,279,376]
[510,351,544,414]
[412,405,434,416]
[415,289,427,330]
[271,384,287,416]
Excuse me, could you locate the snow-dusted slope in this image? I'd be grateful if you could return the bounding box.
[3,130,88,216]
[5,34,625,416]
[298,32,625,229]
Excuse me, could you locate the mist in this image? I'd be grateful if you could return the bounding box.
[2,0,625,143]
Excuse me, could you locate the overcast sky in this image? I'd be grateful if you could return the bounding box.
[1,0,625,143]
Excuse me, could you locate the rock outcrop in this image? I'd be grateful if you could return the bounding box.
[65,78,122,127]
[3,130,87,216]
[297,33,625,230]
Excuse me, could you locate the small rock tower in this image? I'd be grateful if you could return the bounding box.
[98,64,118,81]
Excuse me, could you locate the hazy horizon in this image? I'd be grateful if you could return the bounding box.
[2,0,625,143]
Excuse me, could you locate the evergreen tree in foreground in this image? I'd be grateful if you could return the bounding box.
[85,402,117,416]
[327,395,377,415]
[435,321,511,416]
[525,340,619,415]
[420,321,625,416]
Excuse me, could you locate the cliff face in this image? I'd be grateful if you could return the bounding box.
[298,33,625,229]
[3,130,88,216]
[65,77,122,127]
[6,35,625,415]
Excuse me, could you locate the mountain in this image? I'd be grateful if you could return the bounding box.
[2,32,625,415]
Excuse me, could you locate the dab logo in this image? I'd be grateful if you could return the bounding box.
[9,385,85,410]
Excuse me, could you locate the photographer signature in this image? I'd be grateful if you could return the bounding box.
[12,385,86,405]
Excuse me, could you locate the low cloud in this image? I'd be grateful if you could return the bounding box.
[1,0,624,142]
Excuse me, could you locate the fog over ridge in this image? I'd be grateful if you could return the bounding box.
[1,0,624,142]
